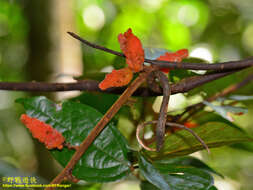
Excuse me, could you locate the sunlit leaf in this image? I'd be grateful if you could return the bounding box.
[145,122,251,159]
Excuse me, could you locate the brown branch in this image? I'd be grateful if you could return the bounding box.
[68,32,253,71]
[46,67,154,190]
[179,72,253,122]
[154,71,170,151]
[207,72,253,102]
[0,69,242,96]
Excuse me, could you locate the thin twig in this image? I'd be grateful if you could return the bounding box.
[154,71,170,151]
[68,32,253,71]
[165,122,210,154]
[46,67,154,190]
[136,121,210,153]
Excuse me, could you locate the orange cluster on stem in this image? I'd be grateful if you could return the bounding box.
[99,28,145,90]
[20,114,65,150]
[99,28,189,90]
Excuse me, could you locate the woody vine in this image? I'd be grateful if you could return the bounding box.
[2,29,253,190]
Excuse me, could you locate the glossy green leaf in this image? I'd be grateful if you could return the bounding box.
[138,154,171,190]
[145,122,251,159]
[203,101,248,122]
[16,96,131,182]
[139,153,214,190]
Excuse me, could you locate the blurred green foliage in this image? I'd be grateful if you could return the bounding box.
[0,0,253,190]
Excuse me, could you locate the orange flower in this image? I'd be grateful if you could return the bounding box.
[99,28,144,90]
[118,28,144,72]
[20,114,65,149]
[99,67,133,90]
[157,49,189,73]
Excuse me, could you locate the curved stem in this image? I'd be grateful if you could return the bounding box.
[136,120,210,154]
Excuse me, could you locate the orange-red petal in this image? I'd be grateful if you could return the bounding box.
[118,28,144,72]
[157,49,189,73]
[20,114,65,150]
[99,67,133,90]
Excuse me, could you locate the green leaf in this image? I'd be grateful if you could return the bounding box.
[138,154,171,190]
[71,92,118,114]
[140,181,161,190]
[230,142,253,153]
[16,96,131,182]
[208,186,218,190]
[203,101,248,122]
[113,56,127,70]
[155,156,223,178]
[145,122,251,159]
[138,153,214,190]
